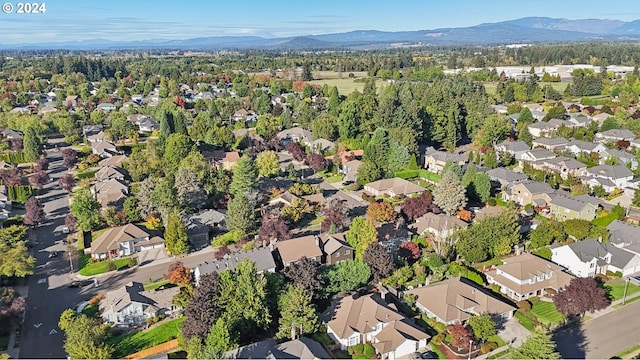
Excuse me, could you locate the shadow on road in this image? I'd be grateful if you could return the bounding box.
[553,321,588,359]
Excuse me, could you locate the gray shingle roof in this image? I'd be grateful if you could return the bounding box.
[607,220,640,246]
[486,167,529,183]
[567,239,636,269]
[194,247,276,280]
[550,193,599,212]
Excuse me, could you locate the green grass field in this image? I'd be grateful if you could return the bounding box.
[79,258,130,276]
[515,312,534,331]
[604,282,640,301]
[144,279,170,291]
[592,213,620,227]
[487,334,506,347]
[531,300,564,326]
[108,317,185,358]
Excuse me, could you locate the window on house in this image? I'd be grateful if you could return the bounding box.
[345,250,350,255]
[335,252,340,257]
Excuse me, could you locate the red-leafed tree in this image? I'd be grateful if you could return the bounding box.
[28,171,49,190]
[0,288,26,328]
[366,201,397,223]
[321,198,350,233]
[401,191,437,221]
[61,148,77,169]
[175,96,185,108]
[35,158,49,172]
[397,241,421,263]
[553,277,610,318]
[24,197,45,227]
[306,153,327,172]
[284,256,321,295]
[363,243,394,282]
[0,169,23,186]
[65,213,77,232]
[292,81,307,93]
[214,245,231,260]
[617,140,630,150]
[58,173,75,192]
[165,262,192,286]
[258,209,290,246]
[447,323,473,350]
[285,142,306,162]
[181,272,222,340]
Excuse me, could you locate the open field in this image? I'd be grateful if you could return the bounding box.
[310,71,384,95]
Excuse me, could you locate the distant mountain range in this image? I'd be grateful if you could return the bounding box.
[3,17,640,51]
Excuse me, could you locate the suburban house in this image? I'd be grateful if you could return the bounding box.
[485,253,574,301]
[1,129,22,140]
[564,140,607,157]
[595,129,636,143]
[98,154,128,168]
[532,137,569,151]
[410,212,468,239]
[136,116,160,133]
[96,102,116,112]
[519,148,557,164]
[86,130,106,143]
[89,224,164,260]
[541,157,588,179]
[91,141,118,158]
[186,209,226,245]
[94,166,128,182]
[364,178,426,198]
[495,140,530,161]
[599,149,638,170]
[341,159,363,182]
[273,235,324,267]
[92,178,128,208]
[423,146,467,173]
[506,181,554,207]
[320,232,354,265]
[526,119,566,138]
[607,221,640,255]
[225,337,330,360]
[323,293,430,360]
[583,165,634,190]
[268,191,302,207]
[548,193,600,221]
[486,167,529,188]
[203,150,240,171]
[276,127,314,146]
[99,281,181,326]
[403,277,516,325]
[310,138,335,154]
[551,239,640,277]
[65,95,82,108]
[192,247,277,285]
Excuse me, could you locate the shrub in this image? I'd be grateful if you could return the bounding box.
[606,270,622,279]
[361,193,375,203]
[480,342,498,354]
[517,300,532,313]
[363,344,376,358]
[353,344,364,354]
[88,293,105,306]
[212,229,245,246]
[106,260,116,272]
[128,257,137,267]
[431,333,445,345]
[491,284,500,293]
[487,198,497,206]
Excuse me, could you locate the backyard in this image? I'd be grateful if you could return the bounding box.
[107,317,185,358]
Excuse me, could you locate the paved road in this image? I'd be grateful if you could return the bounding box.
[18,141,219,359]
[554,299,640,359]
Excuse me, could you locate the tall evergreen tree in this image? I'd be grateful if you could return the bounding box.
[276,285,320,340]
[22,125,42,163]
[229,154,258,198]
[164,211,189,255]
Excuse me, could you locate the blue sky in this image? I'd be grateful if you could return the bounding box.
[1,0,640,44]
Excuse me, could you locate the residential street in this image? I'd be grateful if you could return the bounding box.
[555,298,640,359]
[18,140,219,359]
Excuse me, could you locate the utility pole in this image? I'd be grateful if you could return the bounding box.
[623,277,630,305]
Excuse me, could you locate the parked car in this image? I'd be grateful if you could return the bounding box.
[409,352,422,360]
[421,351,438,359]
[62,226,70,234]
[48,251,58,258]
[342,180,354,186]
[630,276,640,286]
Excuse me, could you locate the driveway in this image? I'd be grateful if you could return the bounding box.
[498,316,530,348]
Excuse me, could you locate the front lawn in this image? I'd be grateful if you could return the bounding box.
[487,334,506,347]
[515,312,534,331]
[79,258,130,276]
[144,279,170,291]
[108,317,185,358]
[325,174,344,183]
[603,281,640,301]
[530,299,564,326]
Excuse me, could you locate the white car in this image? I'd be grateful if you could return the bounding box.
[62,226,70,234]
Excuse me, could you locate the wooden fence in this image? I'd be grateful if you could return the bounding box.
[123,339,179,359]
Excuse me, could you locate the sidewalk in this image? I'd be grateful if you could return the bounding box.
[584,288,640,321]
